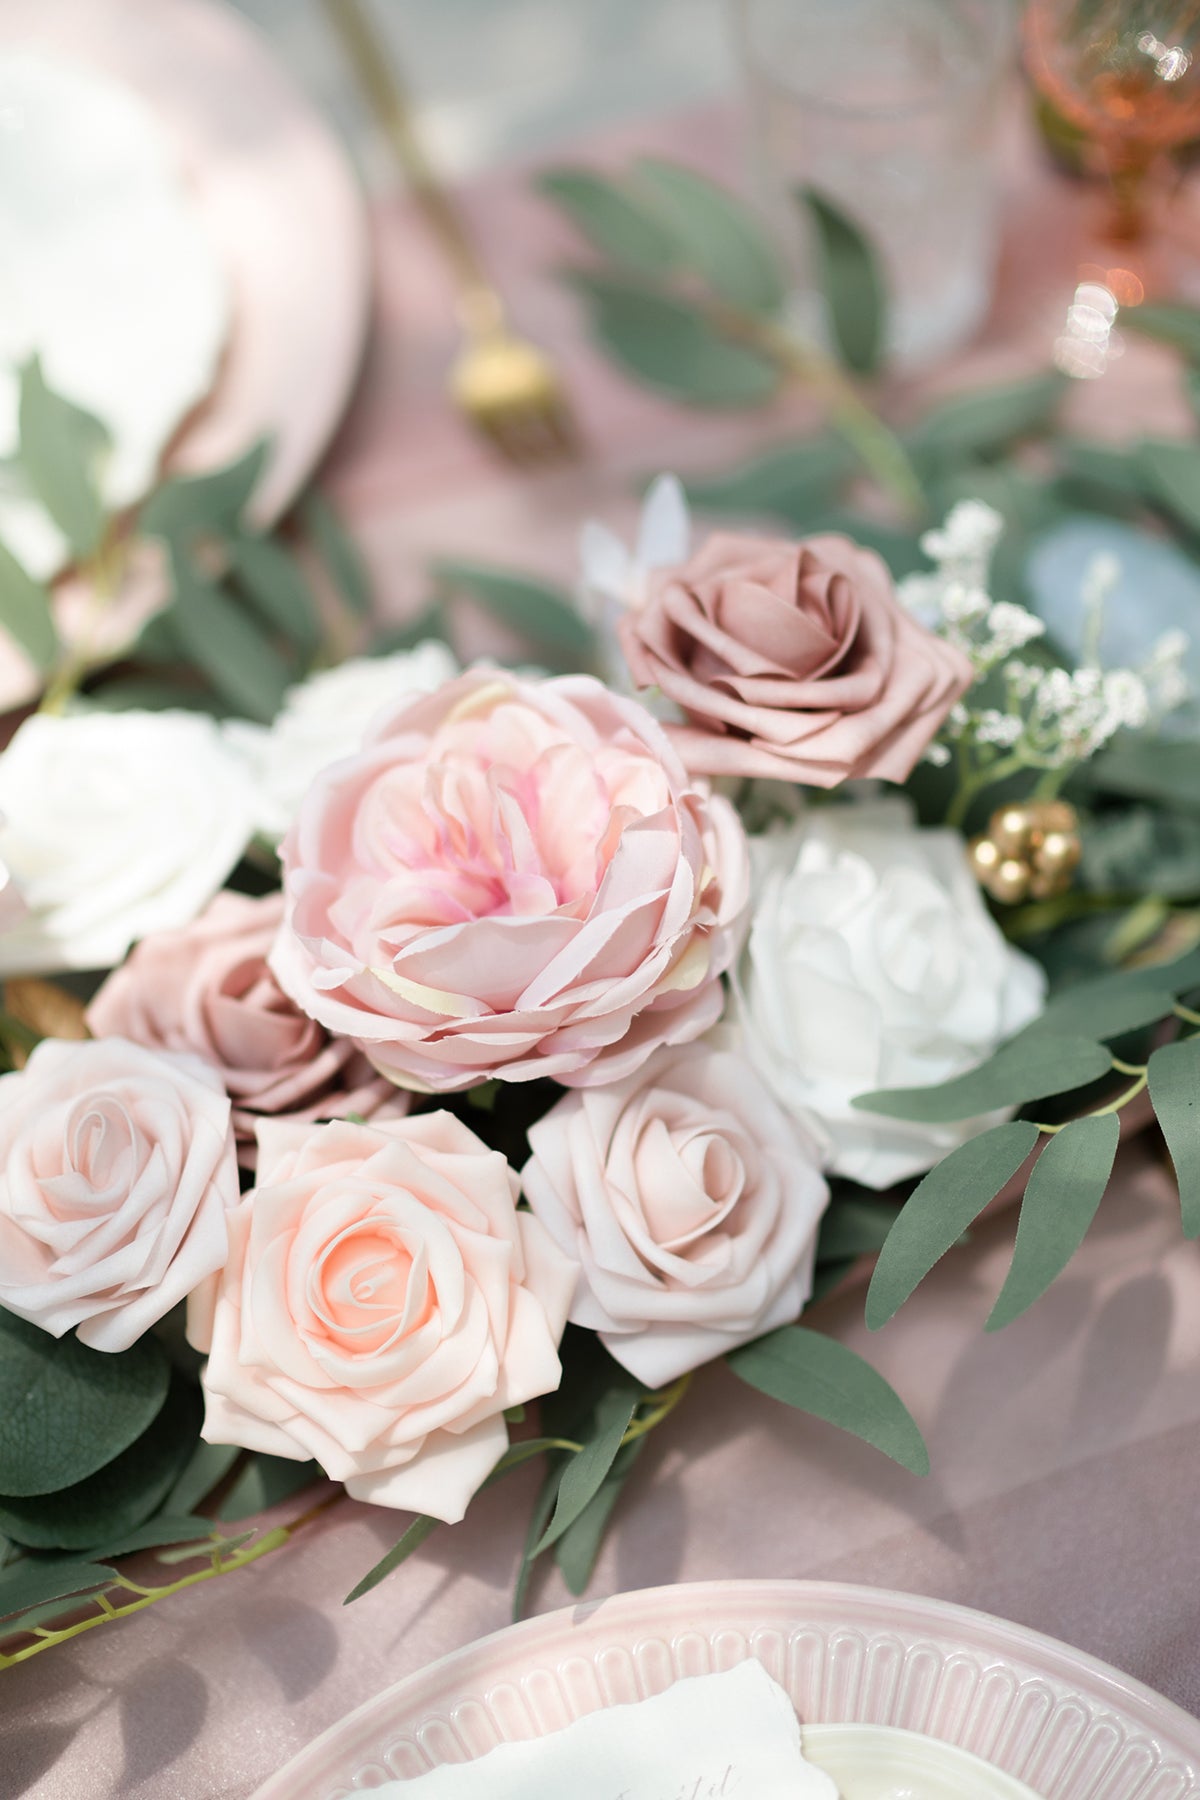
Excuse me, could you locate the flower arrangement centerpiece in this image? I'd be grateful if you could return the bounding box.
[4,166,1200,1662]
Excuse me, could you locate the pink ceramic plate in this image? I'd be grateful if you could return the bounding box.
[0,0,371,707]
[251,1580,1200,1800]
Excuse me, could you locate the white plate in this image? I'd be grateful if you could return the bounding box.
[803,1723,1041,1798]
[250,1580,1200,1800]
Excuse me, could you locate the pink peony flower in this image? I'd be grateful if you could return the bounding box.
[0,1036,239,1351]
[522,1042,829,1386]
[87,890,402,1165]
[619,532,973,786]
[188,1114,577,1522]
[269,671,749,1093]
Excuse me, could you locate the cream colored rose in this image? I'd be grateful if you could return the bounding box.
[188,1114,578,1522]
[522,1042,830,1385]
[0,1036,239,1351]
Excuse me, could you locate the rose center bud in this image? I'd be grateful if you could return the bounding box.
[876,876,961,1008]
[634,1115,746,1251]
[55,1096,143,1213]
[308,1219,432,1351]
[203,960,317,1073]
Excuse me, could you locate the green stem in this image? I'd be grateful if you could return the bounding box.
[39,530,127,715]
[1034,1065,1148,1135]
[621,1373,691,1445]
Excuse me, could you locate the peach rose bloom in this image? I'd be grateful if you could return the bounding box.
[87,890,401,1165]
[188,1114,577,1522]
[619,532,973,786]
[270,671,749,1093]
[0,1036,238,1351]
[522,1042,829,1386]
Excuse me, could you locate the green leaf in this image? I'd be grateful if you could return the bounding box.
[139,439,270,541]
[854,1035,1112,1123]
[0,1556,116,1622]
[682,434,856,523]
[83,676,221,715]
[1148,1035,1200,1237]
[217,1452,320,1522]
[1025,975,1177,1043]
[300,491,373,618]
[905,374,1064,464]
[799,187,886,375]
[987,1113,1120,1330]
[431,557,596,672]
[369,603,449,655]
[16,357,109,560]
[90,1514,215,1560]
[865,1121,1041,1330]
[228,533,321,657]
[533,1379,640,1556]
[538,167,678,279]
[563,270,780,408]
[726,1326,928,1475]
[1056,439,1148,508]
[1079,806,1200,901]
[166,549,292,722]
[1121,300,1200,363]
[636,158,787,314]
[1090,739,1200,813]
[0,1310,169,1498]
[512,1459,562,1622]
[0,1373,201,1550]
[555,1436,645,1595]
[1139,439,1200,536]
[343,1513,438,1604]
[0,539,58,669]
[815,1193,901,1264]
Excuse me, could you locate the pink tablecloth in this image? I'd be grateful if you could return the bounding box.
[7,96,1200,1800]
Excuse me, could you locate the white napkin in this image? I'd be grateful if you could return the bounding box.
[371,1660,838,1799]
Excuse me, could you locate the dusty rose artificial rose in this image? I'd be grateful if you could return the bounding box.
[619,531,974,786]
[522,1042,829,1386]
[87,890,401,1165]
[269,670,749,1092]
[187,1113,577,1521]
[0,1036,238,1351]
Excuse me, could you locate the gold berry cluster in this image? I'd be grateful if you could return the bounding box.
[968,801,1083,906]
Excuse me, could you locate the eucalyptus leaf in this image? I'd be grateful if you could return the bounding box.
[1121,300,1200,362]
[17,357,109,560]
[865,1120,1041,1330]
[563,270,780,408]
[1090,739,1200,812]
[799,188,886,375]
[0,1556,116,1623]
[217,1452,320,1522]
[343,1513,438,1604]
[854,1035,1112,1123]
[432,557,596,671]
[682,434,856,522]
[815,1194,901,1264]
[533,1378,640,1556]
[636,158,787,314]
[1139,439,1200,536]
[1056,439,1148,508]
[228,532,321,656]
[90,1514,215,1560]
[0,1373,201,1550]
[987,1113,1120,1330]
[1024,974,1177,1042]
[166,550,292,722]
[139,439,270,541]
[905,373,1064,464]
[1079,806,1200,900]
[726,1326,928,1475]
[512,1459,562,1622]
[539,167,678,278]
[1148,1035,1200,1237]
[0,539,58,670]
[301,491,373,618]
[555,1437,645,1596]
[162,1439,242,1521]
[0,1309,169,1498]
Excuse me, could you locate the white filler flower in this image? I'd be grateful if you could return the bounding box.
[0,709,258,973]
[732,799,1047,1189]
[228,642,459,840]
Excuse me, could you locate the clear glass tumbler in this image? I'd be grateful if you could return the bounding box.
[735,0,1016,368]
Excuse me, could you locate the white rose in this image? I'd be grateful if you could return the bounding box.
[732,798,1047,1189]
[0,709,258,974]
[228,643,459,840]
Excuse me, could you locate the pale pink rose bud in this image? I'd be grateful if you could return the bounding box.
[619,531,973,786]
[0,1036,239,1351]
[522,1042,830,1387]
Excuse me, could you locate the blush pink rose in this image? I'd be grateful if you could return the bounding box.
[522,1042,829,1386]
[269,671,749,1093]
[619,532,973,786]
[87,891,401,1165]
[0,1036,238,1351]
[187,1113,577,1522]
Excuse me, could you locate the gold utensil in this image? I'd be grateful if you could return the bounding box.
[323,0,577,464]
